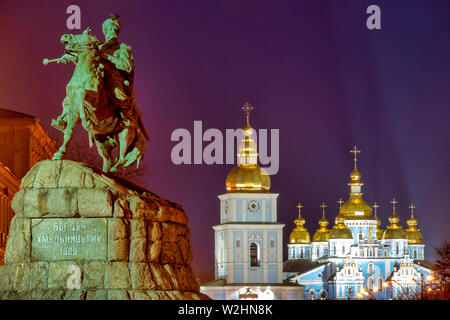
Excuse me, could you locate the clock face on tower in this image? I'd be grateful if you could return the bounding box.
[248,200,260,213]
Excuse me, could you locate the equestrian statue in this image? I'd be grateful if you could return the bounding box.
[43,14,149,173]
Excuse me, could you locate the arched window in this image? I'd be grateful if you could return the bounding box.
[317,247,320,257]
[396,244,399,255]
[378,277,383,290]
[333,245,336,256]
[308,289,315,300]
[368,277,373,290]
[342,246,345,255]
[368,263,374,273]
[250,243,260,267]
[413,249,417,259]
[359,233,363,241]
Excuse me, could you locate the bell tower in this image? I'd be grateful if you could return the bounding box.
[214,103,284,284]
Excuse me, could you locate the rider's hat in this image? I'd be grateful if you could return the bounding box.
[102,14,121,34]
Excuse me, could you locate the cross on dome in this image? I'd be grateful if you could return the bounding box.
[391,198,398,212]
[409,203,416,217]
[350,146,361,168]
[241,102,254,127]
[296,203,303,215]
[337,198,344,208]
[320,202,327,216]
[372,203,379,215]
[241,102,254,115]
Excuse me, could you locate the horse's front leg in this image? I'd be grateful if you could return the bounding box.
[53,114,80,160]
[110,128,135,173]
[95,136,116,172]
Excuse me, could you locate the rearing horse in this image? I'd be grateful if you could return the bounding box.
[49,28,146,173]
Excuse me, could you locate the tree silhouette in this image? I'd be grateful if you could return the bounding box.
[431,241,450,299]
[418,241,450,300]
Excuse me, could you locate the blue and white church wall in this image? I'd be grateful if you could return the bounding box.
[408,244,425,260]
[382,238,409,258]
[328,238,354,258]
[287,244,311,259]
[345,219,378,243]
[287,264,329,300]
[219,193,279,224]
[311,242,328,260]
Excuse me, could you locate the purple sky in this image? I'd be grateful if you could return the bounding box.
[0,0,449,281]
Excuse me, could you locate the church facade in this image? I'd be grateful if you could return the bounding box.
[284,147,433,300]
[200,103,304,300]
[200,105,434,300]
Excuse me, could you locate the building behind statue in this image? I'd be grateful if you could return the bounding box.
[284,147,435,300]
[200,104,304,300]
[200,106,435,300]
[0,108,56,263]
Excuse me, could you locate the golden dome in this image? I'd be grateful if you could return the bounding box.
[405,204,423,244]
[406,228,423,244]
[350,167,361,182]
[383,199,407,240]
[340,195,373,219]
[337,146,373,220]
[225,102,270,193]
[383,227,406,240]
[329,214,353,239]
[226,165,271,192]
[290,229,311,244]
[312,203,331,242]
[289,203,311,244]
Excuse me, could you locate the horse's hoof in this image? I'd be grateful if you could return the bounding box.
[51,119,67,131]
[52,152,63,160]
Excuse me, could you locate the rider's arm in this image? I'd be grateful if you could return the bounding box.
[59,53,77,65]
[106,44,134,73]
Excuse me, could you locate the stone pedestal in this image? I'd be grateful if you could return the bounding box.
[0,160,209,300]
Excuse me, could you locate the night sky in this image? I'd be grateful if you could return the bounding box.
[0,0,449,282]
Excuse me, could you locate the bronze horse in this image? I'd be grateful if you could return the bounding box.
[47,28,147,173]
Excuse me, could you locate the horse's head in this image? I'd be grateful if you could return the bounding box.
[61,27,100,56]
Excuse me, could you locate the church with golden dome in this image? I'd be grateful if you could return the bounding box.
[200,103,433,300]
[201,103,304,300]
[283,146,433,300]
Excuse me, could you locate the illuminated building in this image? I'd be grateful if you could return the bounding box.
[200,103,304,300]
[283,146,434,300]
[0,108,56,263]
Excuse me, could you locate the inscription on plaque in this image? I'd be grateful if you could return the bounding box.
[31,218,107,261]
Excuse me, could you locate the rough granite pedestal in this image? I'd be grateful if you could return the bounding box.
[0,160,209,300]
